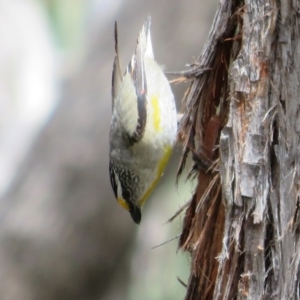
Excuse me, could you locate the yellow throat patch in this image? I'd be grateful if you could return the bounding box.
[138,145,172,207]
[118,96,172,211]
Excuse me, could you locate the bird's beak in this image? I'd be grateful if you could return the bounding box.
[130,204,142,224]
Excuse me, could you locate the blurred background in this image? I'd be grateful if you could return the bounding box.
[0,0,217,299]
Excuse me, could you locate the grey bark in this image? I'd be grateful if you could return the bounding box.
[178,0,300,299]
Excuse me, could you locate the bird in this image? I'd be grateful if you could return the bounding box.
[109,16,177,224]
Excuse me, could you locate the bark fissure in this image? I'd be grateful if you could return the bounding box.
[177,0,300,299]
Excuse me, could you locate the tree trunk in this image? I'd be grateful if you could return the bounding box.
[178,0,300,299]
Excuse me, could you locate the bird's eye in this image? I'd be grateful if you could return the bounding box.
[122,189,131,200]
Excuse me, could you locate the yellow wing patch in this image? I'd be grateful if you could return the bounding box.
[138,145,172,207]
[151,96,161,132]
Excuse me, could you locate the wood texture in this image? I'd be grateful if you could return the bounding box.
[178,0,300,299]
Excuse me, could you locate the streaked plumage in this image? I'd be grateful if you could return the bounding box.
[109,17,177,224]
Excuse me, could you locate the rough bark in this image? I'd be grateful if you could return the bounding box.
[178,0,300,299]
[0,1,217,299]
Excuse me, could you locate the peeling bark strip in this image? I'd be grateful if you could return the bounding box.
[177,0,242,299]
[178,0,300,299]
